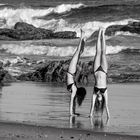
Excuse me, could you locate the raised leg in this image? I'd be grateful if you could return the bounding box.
[93,28,102,72]
[67,30,85,85]
[68,30,85,76]
[101,29,108,73]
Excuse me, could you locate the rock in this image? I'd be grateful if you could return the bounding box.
[0,61,3,68]
[106,25,124,36]
[0,69,7,82]
[0,69,16,83]
[121,22,140,34]
[14,22,36,31]
[53,31,77,39]
[16,59,140,84]
[13,22,54,40]
[17,60,93,83]
[106,21,140,36]
[0,22,77,40]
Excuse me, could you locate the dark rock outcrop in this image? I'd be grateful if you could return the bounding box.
[121,22,140,34]
[0,61,16,84]
[0,69,16,83]
[106,21,140,36]
[16,59,140,84]
[17,60,93,84]
[0,22,77,40]
[106,25,124,36]
[53,31,77,39]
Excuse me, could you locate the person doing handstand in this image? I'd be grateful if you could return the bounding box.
[67,29,86,116]
[90,28,110,119]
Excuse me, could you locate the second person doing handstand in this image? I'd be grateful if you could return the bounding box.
[90,28,110,119]
[67,29,87,116]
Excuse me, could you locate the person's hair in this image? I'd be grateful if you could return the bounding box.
[76,87,86,106]
[94,93,105,112]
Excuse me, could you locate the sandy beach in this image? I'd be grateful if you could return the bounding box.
[0,121,139,140]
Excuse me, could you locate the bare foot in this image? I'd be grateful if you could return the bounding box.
[99,26,106,34]
[80,29,87,41]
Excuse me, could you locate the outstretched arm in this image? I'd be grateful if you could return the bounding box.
[104,90,110,119]
[90,93,97,117]
[70,86,77,116]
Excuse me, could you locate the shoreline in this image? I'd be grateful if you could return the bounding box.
[0,120,139,140]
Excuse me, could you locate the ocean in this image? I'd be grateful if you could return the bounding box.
[0,0,140,56]
[0,0,140,79]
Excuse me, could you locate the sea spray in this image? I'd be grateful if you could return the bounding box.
[0,43,132,56]
[0,3,139,38]
[0,3,84,28]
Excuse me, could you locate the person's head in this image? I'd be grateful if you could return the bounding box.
[76,87,86,106]
[95,93,105,113]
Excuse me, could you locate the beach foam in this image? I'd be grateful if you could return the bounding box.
[0,42,132,56]
[0,3,139,39]
[0,3,84,28]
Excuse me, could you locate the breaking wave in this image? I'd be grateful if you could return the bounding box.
[0,3,84,28]
[0,3,139,38]
[0,43,134,56]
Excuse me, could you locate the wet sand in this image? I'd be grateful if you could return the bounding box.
[0,82,140,139]
[0,121,139,140]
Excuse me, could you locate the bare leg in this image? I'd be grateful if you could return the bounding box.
[89,29,102,117]
[68,30,85,77]
[68,29,86,116]
[101,29,108,73]
[93,28,102,72]
[90,94,97,117]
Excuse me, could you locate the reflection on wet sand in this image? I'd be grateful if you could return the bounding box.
[0,86,2,95]
[90,117,109,130]
[69,115,109,131]
[69,116,84,129]
[0,82,140,135]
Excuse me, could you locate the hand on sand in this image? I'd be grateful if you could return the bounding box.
[88,113,94,118]
[70,113,80,117]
